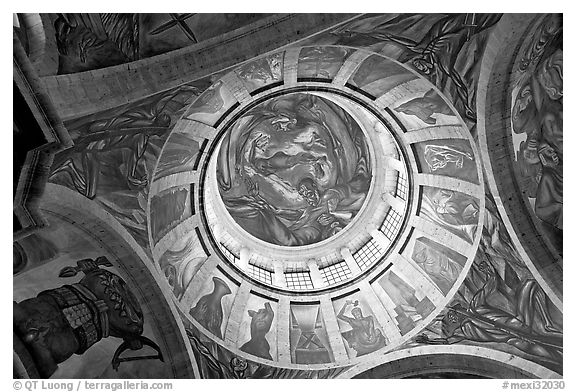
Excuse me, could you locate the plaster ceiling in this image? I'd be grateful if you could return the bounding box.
[13,13,563,380]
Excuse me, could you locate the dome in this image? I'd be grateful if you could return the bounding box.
[148,46,484,367]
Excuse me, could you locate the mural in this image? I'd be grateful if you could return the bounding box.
[190,272,238,340]
[240,302,275,360]
[510,14,562,251]
[154,131,206,180]
[49,83,206,248]
[13,257,163,378]
[185,80,237,126]
[333,296,387,357]
[409,192,563,374]
[186,324,349,378]
[413,138,478,184]
[157,230,207,300]
[349,54,416,96]
[411,236,467,295]
[289,303,333,364]
[392,89,457,127]
[217,92,372,246]
[235,52,284,92]
[149,185,192,245]
[238,296,278,361]
[306,13,502,132]
[378,271,435,335]
[53,13,271,74]
[298,46,354,80]
[420,186,479,244]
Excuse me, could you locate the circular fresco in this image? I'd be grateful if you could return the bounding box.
[216,92,373,246]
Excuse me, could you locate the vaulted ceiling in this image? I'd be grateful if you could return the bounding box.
[13,13,563,379]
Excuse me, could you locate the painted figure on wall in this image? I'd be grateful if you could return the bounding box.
[158,232,207,300]
[394,89,454,125]
[190,277,232,339]
[217,93,372,246]
[512,14,562,246]
[416,258,562,366]
[13,257,163,378]
[149,186,192,244]
[330,14,502,127]
[235,52,283,91]
[420,187,479,243]
[187,326,347,379]
[49,84,203,248]
[412,237,466,295]
[337,300,386,356]
[424,144,473,172]
[240,302,274,360]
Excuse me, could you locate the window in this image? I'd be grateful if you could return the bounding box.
[248,263,273,285]
[320,262,351,285]
[285,270,314,290]
[380,207,403,241]
[219,243,238,264]
[354,239,384,270]
[395,170,408,201]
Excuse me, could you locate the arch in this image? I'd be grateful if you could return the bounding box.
[38,183,198,378]
[338,345,561,379]
[475,13,562,307]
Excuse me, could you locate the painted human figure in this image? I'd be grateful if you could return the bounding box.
[513,41,563,231]
[50,87,199,199]
[13,257,162,378]
[416,260,562,364]
[412,241,463,294]
[334,14,502,122]
[421,188,479,243]
[337,300,386,356]
[240,302,274,360]
[224,176,365,245]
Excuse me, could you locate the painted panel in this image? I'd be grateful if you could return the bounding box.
[154,130,206,180]
[186,323,350,378]
[49,83,204,248]
[410,236,467,295]
[297,46,353,80]
[349,54,416,97]
[317,14,502,126]
[420,186,480,244]
[411,195,563,374]
[149,185,192,244]
[53,13,271,74]
[185,80,237,126]
[157,230,208,300]
[289,303,333,364]
[510,14,562,250]
[413,138,479,184]
[235,52,284,92]
[216,92,372,246]
[189,269,239,340]
[377,271,435,335]
[391,89,459,130]
[332,294,387,358]
[238,294,279,361]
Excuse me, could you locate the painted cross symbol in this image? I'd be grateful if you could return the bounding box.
[298,332,324,349]
[150,13,198,43]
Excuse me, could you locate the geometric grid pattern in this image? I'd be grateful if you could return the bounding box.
[285,271,314,290]
[380,207,403,241]
[219,243,239,264]
[248,263,273,285]
[395,169,408,200]
[353,238,385,270]
[320,261,351,285]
